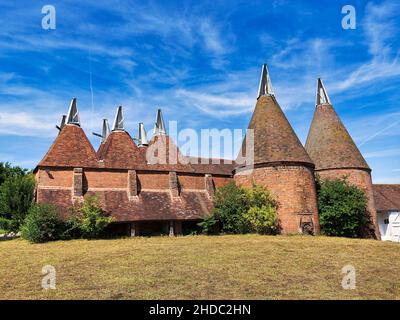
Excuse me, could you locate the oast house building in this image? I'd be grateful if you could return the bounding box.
[34,65,400,239]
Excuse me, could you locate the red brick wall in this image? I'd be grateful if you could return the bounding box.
[234,165,320,234]
[37,168,73,187]
[84,170,126,189]
[137,172,169,189]
[317,168,380,239]
[213,176,233,188]
[178,174,206,190]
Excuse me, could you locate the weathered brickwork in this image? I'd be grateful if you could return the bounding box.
[169,171,180,197]
[73,168,83,197]
[84,170,127,189]
[205,174,215,198]
[178,174,207,190]
[317,168,380,239]
[235,165,320,234]
[127,170,138,198]
[137,172,170,190]
[37,168,73,187]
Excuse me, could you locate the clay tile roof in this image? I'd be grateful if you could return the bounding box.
[237,95,314,167]
[38,124,98,168]
[144,135,195,172]
[98,130,145,169]
[305,103,370,171]
[188,157,235,176]
[37,189,213,221]
[96,190,213,221]
[373,184,400,212]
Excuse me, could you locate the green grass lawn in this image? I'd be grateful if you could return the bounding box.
[0,235,399,299]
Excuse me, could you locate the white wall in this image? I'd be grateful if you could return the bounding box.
[378,211,400,242]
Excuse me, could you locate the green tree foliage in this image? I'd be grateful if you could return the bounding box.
[0,174,35,231]
[66,195,114,239]
[212,182,250,233]
[21,204,64,243]
[199,182,278,234]
[0,162,29,186]
[317,178,370,238]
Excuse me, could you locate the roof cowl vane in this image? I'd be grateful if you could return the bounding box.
[316,78,331,106]
[153,108,166,136]
[66,97,80,125]
[93,119,110,142]
[56,114,66,132]
[112,106,124,131]
[138,123,148,147]
[257,64,274,99]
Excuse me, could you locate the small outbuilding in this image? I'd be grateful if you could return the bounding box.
[374,184,400,242]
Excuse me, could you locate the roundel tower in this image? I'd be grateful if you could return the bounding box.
[305,78,380,239]
[234,65,320,234]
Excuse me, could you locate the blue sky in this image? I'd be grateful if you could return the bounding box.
[0,0,399,183]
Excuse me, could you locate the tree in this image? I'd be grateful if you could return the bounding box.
[21,204,64,243]
[199,182,278,235]
[211,182,250,234]
[0,174,35,231]
[317,178,369,238]
[0,162,29,186]
[66,195,114,239]
[243,185,278,234]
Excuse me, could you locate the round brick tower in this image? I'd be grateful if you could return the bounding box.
[305,78,380,239]
[234,65,320,235]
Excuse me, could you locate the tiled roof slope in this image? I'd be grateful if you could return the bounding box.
[237,95,314,167]
[37,189,213,221]
[305,103,370,171]
[97,130,145,168]
[187,157,235,175]
[38,124,98,168]
[144,135,195,172]
[373,184,400,212]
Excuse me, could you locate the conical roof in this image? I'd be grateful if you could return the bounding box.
[38,124,98,168]
[305,80,369,170]
[98,130,144,169]
[146,134,192,171]
[237,71,313,167]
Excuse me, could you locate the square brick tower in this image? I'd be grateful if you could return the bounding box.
[305,78,380,239]
[234,65,320,234]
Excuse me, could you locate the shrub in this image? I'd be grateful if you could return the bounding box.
[21,204,64,243]
[212,182,250,234]
[0,174,35,231]
[67,195,113,239]
[317,178,369,238]
[243,205,277,234]
[243,185,278,234]
[197,215,218,234]
[200,182,278,235]
[0,217,13,233]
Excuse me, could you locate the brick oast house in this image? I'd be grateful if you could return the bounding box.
[234,64,320,235]
[305,78,381,239]
[34,64,399,238]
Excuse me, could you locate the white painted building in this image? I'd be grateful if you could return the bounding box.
[374,185,400,242]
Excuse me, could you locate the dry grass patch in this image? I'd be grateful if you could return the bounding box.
[0,235,399,299]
